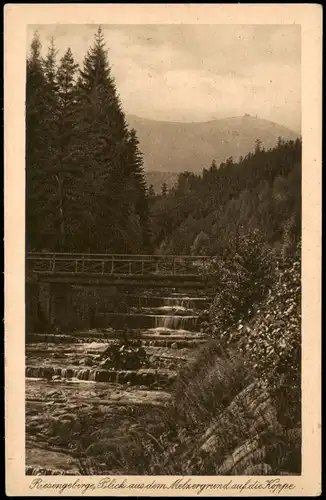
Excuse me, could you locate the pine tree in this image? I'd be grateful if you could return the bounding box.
[51,47,80,250]
[27,35,69,251]
[254,138,263,153]
[74,27,129,251]
[75,27,150,253]
[277,136,284,149]
[148,184,156,197]
[161,182,168,197]
[126,128,152,252]
[209,159,217,172]
[42,38,63,250]
[26,32,50,250]
[44,38,58,91]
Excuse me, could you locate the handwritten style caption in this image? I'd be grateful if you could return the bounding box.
[29,477,296,495]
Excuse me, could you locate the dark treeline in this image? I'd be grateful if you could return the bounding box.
[26,28,152,253]
[150,137,301,257]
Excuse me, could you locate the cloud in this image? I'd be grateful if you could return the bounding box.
[27,24,301,132]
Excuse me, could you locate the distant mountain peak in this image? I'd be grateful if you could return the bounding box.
[126,114,299,174]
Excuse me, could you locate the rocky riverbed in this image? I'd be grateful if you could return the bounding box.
[25,290,210,474]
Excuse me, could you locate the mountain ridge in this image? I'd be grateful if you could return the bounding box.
[126,114,299,175]
[127,113,299,131]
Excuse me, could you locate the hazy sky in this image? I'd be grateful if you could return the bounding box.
[27,24,301,132]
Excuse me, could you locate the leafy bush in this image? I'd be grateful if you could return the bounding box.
[239,241,301,426]
[201,228,275,347]
[201,231,301,429]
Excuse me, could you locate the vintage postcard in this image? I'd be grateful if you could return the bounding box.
[4,3,322,496]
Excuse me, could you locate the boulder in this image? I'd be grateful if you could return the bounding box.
[79,357,94,366]
[94,369,114,382]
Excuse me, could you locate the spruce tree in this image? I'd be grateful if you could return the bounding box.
[74,27,129,251]
[75,27,150,253]
[161,182,168,197]
[51,47,80,250]
[209,159,217,172]
[42,38,63,249]
[27,35,68,251]
[26,33,50,250]
[148,184,156,197]
[126,128,152,252]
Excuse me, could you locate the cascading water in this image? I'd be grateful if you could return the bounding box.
[153,314,198,331]
[163,296,208,310]
[26,289,210,384]
[145,292,207,335]
[25,287,211,477]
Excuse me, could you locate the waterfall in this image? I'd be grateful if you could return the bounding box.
[26,365,176,387]
[26,290,211,385]
[150,293,205,332]
[163,296,207,309]
[154,314,198,331]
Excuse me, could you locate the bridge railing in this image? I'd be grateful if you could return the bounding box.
[26,253,213,276]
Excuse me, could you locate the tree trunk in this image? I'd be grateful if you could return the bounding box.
[56,174,66,251]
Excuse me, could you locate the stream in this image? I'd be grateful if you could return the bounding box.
[25,289,210,474]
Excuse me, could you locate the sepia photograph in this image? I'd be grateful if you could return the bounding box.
[24,22,303,476]
[4,4,321,496]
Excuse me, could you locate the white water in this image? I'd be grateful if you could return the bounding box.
[154,314,198,331]
[147,327,203,336]
[163,296,207,309]
[26,291,210,383]
[156,305,188,312]
[148,292,207,331]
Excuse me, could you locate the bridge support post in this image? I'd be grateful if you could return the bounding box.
[26,278,43,333]
[36,282,123,333]
[36,281,82,333]
[32,281,54,333]
[49,282,88,333]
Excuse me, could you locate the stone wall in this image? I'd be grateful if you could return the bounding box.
[25,280,39,333]
[26,281,122,334]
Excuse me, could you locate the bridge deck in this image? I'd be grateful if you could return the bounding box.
[27,253,212,279]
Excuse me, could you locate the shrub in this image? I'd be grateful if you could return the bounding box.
[199,232,301,453]
[239,241,301,426]
[201,228,275,347]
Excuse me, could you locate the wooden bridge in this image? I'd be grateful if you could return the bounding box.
[27,253,213,288]
[26,253,215,332]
